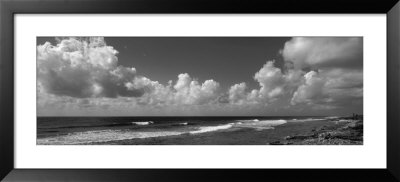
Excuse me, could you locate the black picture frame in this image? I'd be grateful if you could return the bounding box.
[1,0,399,181]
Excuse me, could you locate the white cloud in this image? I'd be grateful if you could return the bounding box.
[37,37,144,98]
[171,73,220,105]
[228,82,247,104]
[291,71,326,105]
[280,37,363,110]
[37,38,221,108]
[254,61,286,99]
[37,37,363,115]
[282,37,362,69]
[291,69,363,108]
[228,61,303,106]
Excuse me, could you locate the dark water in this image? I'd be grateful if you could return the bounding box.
[37,116,329,145]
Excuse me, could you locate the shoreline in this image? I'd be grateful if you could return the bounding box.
[87,118,362,145]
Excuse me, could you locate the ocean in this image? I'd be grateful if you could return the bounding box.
[37,116,336,145]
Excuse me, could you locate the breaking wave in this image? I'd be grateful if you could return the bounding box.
[131,121,154,126]
[288,118,326,122]
[325,116,340,119]
[37,119,289,145]
[234,119,287,130]
[37,129,183,145]
[189,124,234,134]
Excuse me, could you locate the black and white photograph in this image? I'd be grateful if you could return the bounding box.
[36,37,363,145]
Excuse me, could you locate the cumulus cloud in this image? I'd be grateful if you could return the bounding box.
[228,61,303,105]
[226,37,363,111]
[37,37,363,115]
[37,38,221,108]
[254,61,304,100]
[136,73,221,106]
[291,69,363,108]
[282,37,363,109]
[172,73,220,105]
[228,82,248,104]
[290,71,326,104]
[37,37,148,98]
[282,37,362,69]
[254,61,286,99]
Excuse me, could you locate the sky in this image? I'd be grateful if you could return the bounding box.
[36,37,363,116]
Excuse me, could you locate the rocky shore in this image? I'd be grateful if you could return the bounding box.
[267,118,363,145]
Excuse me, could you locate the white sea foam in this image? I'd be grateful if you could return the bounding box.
[335,119,355,123]
[325,116,340,119]
[257,119,287,126]
[131,121,154,125]
[37,119,290,144]
[189,124,233,134]
[234,119,287,130]
[288,118,326,122]
[37,129,183,145]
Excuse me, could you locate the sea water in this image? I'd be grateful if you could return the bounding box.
[37,116,328,145]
